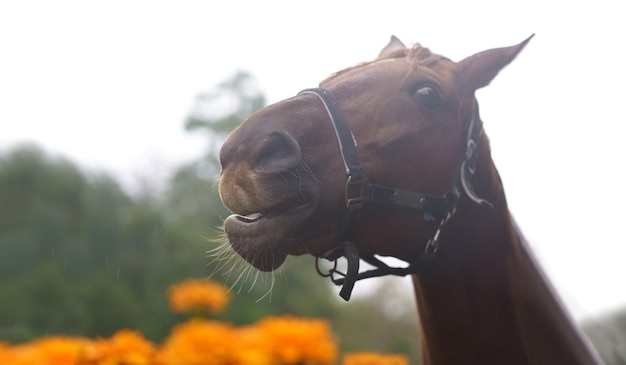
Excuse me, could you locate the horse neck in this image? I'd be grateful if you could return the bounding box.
[411,138,602,365]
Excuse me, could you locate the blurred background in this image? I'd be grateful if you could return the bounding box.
[1,1,624,363]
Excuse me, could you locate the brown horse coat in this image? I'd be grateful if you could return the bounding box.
[219,36,603,364]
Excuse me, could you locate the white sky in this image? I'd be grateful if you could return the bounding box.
[1,1,624,321]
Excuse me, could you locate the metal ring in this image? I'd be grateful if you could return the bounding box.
[315,256,338,278]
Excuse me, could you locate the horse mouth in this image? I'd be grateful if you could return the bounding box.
[223,195,316,271]
[231,196,311,224]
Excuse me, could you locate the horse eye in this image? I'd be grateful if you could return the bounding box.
[414,86,440,107]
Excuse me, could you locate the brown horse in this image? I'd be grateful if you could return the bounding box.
[218,36,603,364]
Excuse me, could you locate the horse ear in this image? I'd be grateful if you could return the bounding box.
[379,35,406,57]
[457,34,534,92]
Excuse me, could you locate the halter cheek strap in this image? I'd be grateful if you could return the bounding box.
[297,89,363,179]
[299,88,491,301]
[299,88,448,220]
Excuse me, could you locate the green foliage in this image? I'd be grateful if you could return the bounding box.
[184,70,266,175]
[327,278,421,362]
[0,145,209,341]
[582,309,626,365]
[185,70,266,135]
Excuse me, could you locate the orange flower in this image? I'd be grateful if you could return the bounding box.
[0,336,91,365]
[342,353,409,365]
[155,318,237,365]
[255,315,338,365]
[0,342,18,365]
[231,326,274,365]
[79,329,156,365]
[167,279,231,314]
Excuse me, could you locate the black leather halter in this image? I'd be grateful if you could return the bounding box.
[298,87,492,301]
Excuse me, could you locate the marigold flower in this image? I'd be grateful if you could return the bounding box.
[167,278,231,314]
[342,352,409,365]
[255,315,338,365]
[1,278,411,365]
[0,336,91,365]
[79,329,156,365]
[231,326,274,365]
[0,342,18,365]
[154,318,237,365]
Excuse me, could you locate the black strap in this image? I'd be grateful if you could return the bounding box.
[364,183,446,214]
[301,87,493,302]
[299,88,368,243]
[298,88,365,180]
[318,243,439,297]
[459,103,494,208]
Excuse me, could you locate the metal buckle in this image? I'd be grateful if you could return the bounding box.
[464,139,479,176]
[344,175,367,210]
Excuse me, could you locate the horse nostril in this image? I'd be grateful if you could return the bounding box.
[255,131,301,172]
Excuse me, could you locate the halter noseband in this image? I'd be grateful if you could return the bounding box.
[298,87,492,301]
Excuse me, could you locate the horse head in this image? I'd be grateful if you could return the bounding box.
[218,36,532,277]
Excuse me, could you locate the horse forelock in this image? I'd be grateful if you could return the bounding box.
[408,44,430,60]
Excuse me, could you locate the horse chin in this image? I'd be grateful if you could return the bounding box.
[223,202,317,272]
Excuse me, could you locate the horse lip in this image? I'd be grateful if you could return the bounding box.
[236,212,264,223]
[231,196,312,224]
[223,197,316,272]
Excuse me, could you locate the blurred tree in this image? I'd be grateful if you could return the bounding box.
[0,145,209,341]
[582,309,626,365]
[162,71,267,245]
[184,70,266,176]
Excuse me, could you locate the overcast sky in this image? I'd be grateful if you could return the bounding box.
[1,1,624,321]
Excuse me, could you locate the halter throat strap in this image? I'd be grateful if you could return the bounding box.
[299,87,491,301]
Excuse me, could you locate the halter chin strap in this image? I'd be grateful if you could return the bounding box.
[299,87,492,301]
